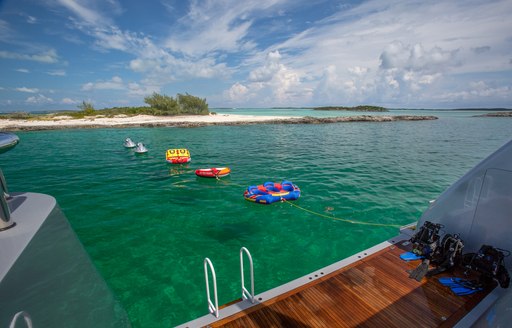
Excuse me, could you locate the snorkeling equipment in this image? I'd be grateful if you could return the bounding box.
[463,245,510,288]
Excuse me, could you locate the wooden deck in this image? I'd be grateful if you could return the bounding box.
[206,240,495,328]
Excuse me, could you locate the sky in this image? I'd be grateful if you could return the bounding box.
[0,0,511,112]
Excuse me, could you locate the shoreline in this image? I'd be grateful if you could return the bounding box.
[0,114,438,131]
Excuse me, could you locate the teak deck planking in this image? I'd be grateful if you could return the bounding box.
[206,240,494,328]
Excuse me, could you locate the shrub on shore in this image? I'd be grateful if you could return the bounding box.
[0,112,36,120]
[0,92,209,119]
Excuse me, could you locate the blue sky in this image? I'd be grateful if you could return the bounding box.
[0,0,511,111]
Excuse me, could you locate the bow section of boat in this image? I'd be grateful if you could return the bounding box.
[178,139,512,328]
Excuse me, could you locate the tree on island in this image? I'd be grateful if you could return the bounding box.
[144,92,208,115]
[177,93,209,115]
[77,101,95,115]
[1,92,209,119]
[143,93,179,115]
[67,92,209,118]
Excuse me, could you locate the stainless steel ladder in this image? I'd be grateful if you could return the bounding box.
[204,247,255,318]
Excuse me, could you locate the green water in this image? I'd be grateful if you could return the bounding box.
[2,110,511,327]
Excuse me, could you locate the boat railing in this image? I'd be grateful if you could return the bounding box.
[0,132,18,231]
[204,258,219,318]
[9,311,33,328]
[240,247,255,303]
[203,247,255,318]
[0,168,14,231]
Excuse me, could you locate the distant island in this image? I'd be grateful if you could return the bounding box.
[314,105,388,112]
[454,108,512,111]
[474,111,512,117]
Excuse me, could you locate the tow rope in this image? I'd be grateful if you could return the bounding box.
[283,199,402,228]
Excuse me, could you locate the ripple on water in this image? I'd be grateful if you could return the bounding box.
[3,116,512,327]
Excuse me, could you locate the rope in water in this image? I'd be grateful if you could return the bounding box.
[210,180,402,228]
[283,200,402,228]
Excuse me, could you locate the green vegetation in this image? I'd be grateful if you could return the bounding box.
[177,93,209,115]
[314,105,387,112]
[143,93,179,115]
[0,92,209,120]
[142,92,208,115]
[77,101,95,114]
[139,92,208,115]
[0,112,36,120]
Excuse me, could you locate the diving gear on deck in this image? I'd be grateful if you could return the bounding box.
[400,252,423,261]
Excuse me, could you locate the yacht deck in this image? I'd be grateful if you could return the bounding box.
[198,239,495,328]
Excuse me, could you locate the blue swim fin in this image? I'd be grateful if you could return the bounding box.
[450,285,482,296]
[438,277,466,287]
[400,252,423,261]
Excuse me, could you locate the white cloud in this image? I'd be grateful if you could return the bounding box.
[436,82,511,104]
[270,65,302,102]
[371,41,463,99]
[0,49,59,63]
[129,51,229,86]
[16,87,39,93]
[472,46,491,54]
[221,0,511,107]
[224,50,310,106]
[22,14,37,24]
[80,76,160,99]
[0,19,12,41]
[47,70,66,76]
[249,51,283,82]
[26,94,53,104]
[418,74,440,85]
[57,0,107,26]
[468,81,510,98]
[59,1,231,87]
[164,0,280,56]
[127,82,160,97]
[61,97,79,104]
[379,42,459,72]
[16,68,30,73]
[82,76,125,91]
[348,66,369,76]
[224,82,250,102]
[23,0,512,108]
[91,26,148,52]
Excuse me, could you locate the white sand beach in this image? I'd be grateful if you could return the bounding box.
[0,113,441,131]
[0,113,299,130]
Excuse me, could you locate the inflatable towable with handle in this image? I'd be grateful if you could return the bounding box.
[244,181,300,204]
[166,149,191,164]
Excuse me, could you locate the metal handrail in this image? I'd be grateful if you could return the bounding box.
[204,258,219,318]
[240,247,255,303]
[9,311,33,328]
[0,168,15,231]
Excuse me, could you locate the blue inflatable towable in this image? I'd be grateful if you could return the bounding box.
[243,181,300,204]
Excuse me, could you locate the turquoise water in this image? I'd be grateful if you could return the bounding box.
[2,110,511,327]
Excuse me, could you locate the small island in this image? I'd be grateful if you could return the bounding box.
[0,114,438,131]
[0,95,439,131]
[474,111,512,117]
[314,105,388,112]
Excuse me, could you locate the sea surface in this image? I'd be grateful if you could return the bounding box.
[2,108,512,327]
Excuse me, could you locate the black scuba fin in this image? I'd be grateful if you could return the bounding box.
[408,260,430,282]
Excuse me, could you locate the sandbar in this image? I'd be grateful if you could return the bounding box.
[0,113,438,131]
